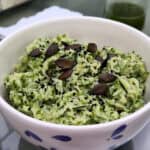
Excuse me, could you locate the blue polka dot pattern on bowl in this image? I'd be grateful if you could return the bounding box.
[111,124,127,140]
[52,135,72,142]
[25,130,42,142]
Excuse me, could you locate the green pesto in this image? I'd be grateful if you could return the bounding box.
[4,35,149,125]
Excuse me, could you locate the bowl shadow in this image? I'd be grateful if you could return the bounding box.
[117,141,134,150]
[18,138,134,150]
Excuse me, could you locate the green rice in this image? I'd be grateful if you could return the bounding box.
[4,34,149,125]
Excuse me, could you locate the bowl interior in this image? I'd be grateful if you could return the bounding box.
[0,17,150,106]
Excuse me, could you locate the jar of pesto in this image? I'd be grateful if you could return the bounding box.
[105,0,148,30]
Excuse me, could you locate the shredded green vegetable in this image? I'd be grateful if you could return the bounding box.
[4,34,149,125]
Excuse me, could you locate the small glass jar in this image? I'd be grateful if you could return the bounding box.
[104,0,148,30]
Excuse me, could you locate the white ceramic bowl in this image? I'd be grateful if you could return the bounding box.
[0,17,150,150]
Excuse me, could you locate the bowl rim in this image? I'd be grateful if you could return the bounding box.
[0,16,150,130]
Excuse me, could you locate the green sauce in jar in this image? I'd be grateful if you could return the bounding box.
[105,2,145,30]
